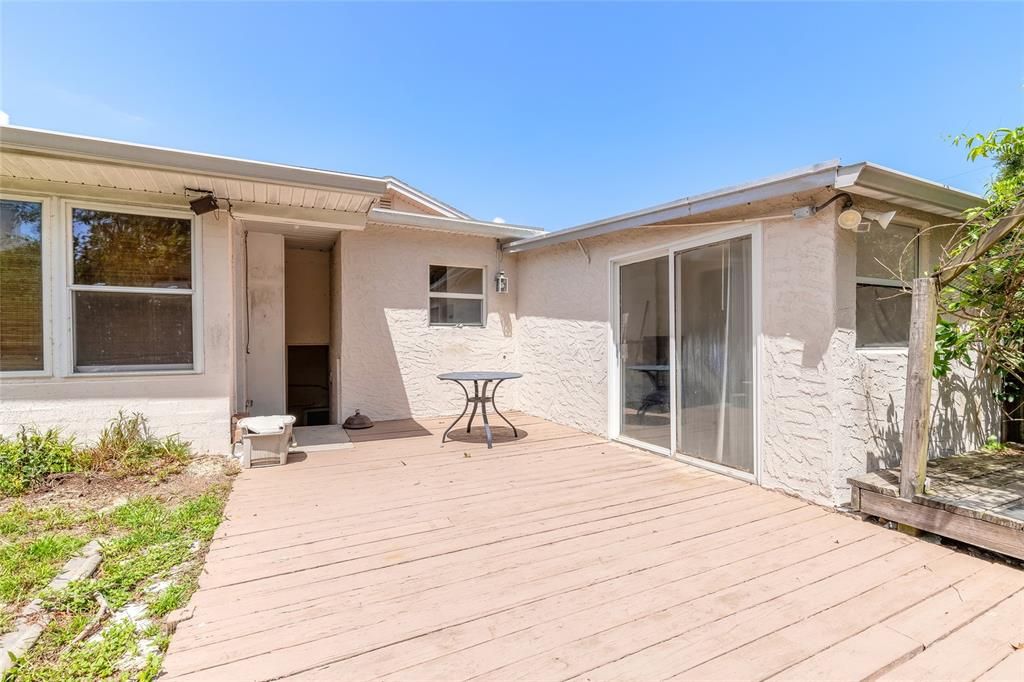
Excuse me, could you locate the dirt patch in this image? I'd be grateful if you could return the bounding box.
[0,454,239,514]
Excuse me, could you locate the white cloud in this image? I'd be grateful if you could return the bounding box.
[492,217,506,224]
[0,111,9,125]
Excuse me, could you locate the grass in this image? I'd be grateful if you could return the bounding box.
[1,486,229,681]
[0,504,108,629]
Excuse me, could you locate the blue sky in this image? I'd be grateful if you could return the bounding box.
[2,2,1021,229]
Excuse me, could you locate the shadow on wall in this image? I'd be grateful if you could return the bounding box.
[340,302,413,424]
[865,371,999,472]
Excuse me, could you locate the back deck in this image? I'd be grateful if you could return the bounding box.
[163,415,1024,681]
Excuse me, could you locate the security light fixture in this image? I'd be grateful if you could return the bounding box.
[495,270,509,294]
[838,207,864,231]
[797,192,898,233]
[187,190,220,215]
[862,209,897,230]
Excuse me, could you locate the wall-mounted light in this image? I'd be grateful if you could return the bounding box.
[186,189,220,215]
[837,206,864,231]
[495,270,509,294]
[862,209,897,230]
[794,192,898,233]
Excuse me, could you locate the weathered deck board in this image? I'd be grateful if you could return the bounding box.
[162,415,1024,681]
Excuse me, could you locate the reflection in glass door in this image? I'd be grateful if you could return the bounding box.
[617,256,670,450]
[674,236,754,472]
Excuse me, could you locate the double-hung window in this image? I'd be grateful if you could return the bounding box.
[429,265,485,326]
[855,224,919,348]
[1,198,45,373]
[69,205,197,372]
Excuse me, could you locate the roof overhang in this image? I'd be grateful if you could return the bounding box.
[0,125,386,224]
[368,207,544,240]
[503,161,841,253]
[504,160,983,253]
[835,162,981,218]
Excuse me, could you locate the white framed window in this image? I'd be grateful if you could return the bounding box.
[855,223,919,348]
[428,264,485,326]
[1,195,50,375]
[66,202,201,373]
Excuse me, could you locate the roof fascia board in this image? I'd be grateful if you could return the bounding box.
[504,161,840,253]
[231,203,366,230]
[385,177,472,219]
[836,162,982,218]
[368,207,543,239]
[1,125,387,197]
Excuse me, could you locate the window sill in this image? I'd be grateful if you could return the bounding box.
[68,369,202,378]
[0,371,52,379]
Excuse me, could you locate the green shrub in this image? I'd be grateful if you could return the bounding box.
[82,411,191,477]
[0,427,79,496]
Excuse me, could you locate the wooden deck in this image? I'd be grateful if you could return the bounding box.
[849,447,1024,561]
[162,415,1024,681]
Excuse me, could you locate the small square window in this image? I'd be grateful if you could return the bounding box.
[428,265,484,326]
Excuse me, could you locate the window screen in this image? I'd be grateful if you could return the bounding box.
[70,207,195,372]
[855,224,918,348]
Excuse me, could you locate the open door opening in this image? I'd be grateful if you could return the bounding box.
[284,241,351,450]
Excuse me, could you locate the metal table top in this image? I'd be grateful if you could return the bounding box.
[437,371,523,382]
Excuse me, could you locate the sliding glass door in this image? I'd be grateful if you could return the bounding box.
[617,256,670,450]
[674,236,754,473]
[615,231,756,478]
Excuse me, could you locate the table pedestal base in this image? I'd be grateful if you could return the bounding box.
[441,378,518,449]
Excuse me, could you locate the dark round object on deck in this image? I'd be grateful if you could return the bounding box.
[343,410,374,429]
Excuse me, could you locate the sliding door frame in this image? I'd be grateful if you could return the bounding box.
[609,223,764,484]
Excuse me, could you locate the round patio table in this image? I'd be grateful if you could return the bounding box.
[438,371,523,449]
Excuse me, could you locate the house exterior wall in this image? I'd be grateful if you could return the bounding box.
[243,232,287,417]
[0,207,234,455]
[514,200,997,506]
[337,225,518,422]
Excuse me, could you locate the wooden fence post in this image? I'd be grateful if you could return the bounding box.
[899,276,939,500]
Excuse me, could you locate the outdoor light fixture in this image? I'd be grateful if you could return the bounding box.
[862,209,897,230]
[495,270,509,294]
[795,192,898,233]
[837,207,864,231]
[186,189,220,215]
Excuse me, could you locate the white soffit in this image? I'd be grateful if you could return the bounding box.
[0,125,385,219]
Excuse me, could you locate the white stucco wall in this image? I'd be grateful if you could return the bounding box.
[513,198,996,507]
[337,225,518,422]
[244,232,286,417]
[0,209,234,455]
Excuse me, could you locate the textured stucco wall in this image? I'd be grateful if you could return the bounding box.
[0,210,234,455]
[338,225,518,422]
[513,198,996,507]
[244,232,286,417]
